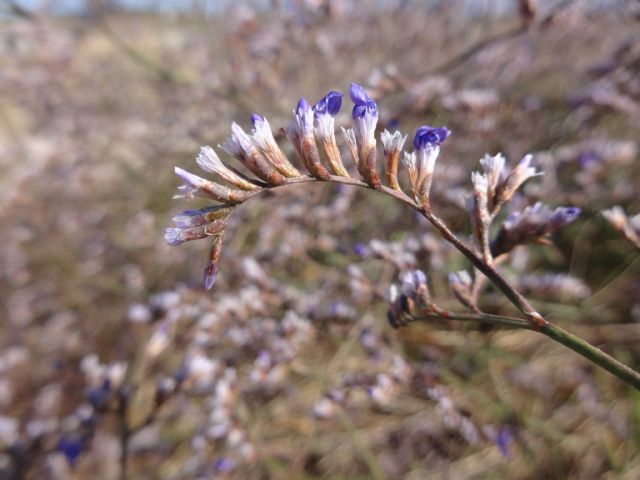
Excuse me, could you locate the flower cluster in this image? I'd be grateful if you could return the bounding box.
[167,82,454,288]
[166,82,582,332]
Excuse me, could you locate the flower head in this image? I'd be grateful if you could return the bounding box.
[313,91,343,117]
[249,114,300,178]
[348,83,380,186]
[313,91,349,176]
[412,125,451,149]
[350,82,377,119]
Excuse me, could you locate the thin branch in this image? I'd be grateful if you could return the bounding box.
[410,310,640,391]
[272,175,546,327]
[254,175,640,391]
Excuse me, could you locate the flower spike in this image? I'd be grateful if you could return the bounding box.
[250,114,300,178]
[349,83,380,188]
[285,97,331,180]
[196,146,261,191]
[381,129,407,190]
[173,167,254,204]
[314,91,349,177]
[405,125,450,206]
[221,122,285,186]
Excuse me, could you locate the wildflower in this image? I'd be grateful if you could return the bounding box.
[468,172,492,262]
[250,114,300,178]
[491,203,581,256]
[221,122,284,185]
[313,91,349,176]
[346,82,381,187]
[285,98,331,180]
[492,154,542,212]
[387,269,434,328]
[204,234,224,290]
[58,436,85,466]
[164,205,231,246]
[479,153,506,208]
[196,146,261,191]
[380,129,407,190]
[403,125,450,206]
[495,426,513,458]
[173,167,254,204]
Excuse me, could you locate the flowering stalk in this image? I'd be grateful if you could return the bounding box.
[313,91,350,177]
[166,82,640,391]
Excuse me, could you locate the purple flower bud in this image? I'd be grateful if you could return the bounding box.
[296,97,310,115]
[213,457,235,473]
[58,437,84,466]
[204,262,218,290]
[250,113,264,127]
[353,242,368,257]
[350,82,372,105]
[578,151,600,167]
[413,270,427,287]
[349,82,377,119]
[550,206,581,229]
[496,426,512,458]
[314,91,343,116]
[413,125,451,150]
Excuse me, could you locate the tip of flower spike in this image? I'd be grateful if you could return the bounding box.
[204,262,218,290]
[413,126,451,149]
[550,206,581,228]
[296,97,310,114]
[174,166,204,188]
[349,82,371,105]
[349,82,377,119]
[164,228,183,246]
[250,113,264,127]
[313,91,343,117]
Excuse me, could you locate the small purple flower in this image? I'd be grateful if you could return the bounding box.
[213,457,236,473]
[413,125,451,150]
[250,113,264,127]
[296,97,310,115]
[496,426,513,458]
[314,91,343,117]
[353,242,368,257]
[58,436,84,466]
[349,82,377,119]
[85,378,111,408]
[578,151,600,167]
[550,206,581,229]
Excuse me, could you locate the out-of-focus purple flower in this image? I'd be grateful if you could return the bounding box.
[496,426,513,458]
[353,242,368,257]
[58,436,84,466]
[85,378,111,408]
[412,125,451,149]
[578,151,601,167]
[213,457,236,473]
[387,118,400,130]
[550,206,581,229]
[492,202,581,256]
[313,91,343,116]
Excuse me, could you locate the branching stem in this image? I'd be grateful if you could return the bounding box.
[261,174,640,390]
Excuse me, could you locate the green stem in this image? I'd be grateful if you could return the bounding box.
[413,311,640,391]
